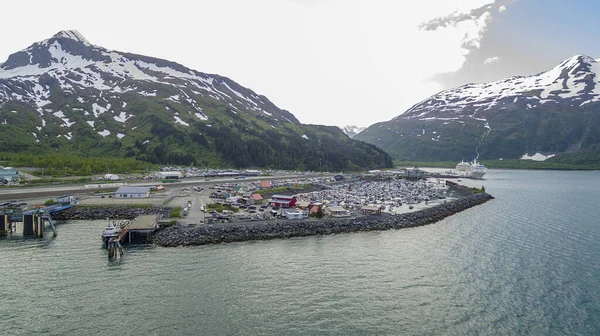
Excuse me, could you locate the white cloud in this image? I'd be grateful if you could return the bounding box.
[484,56,501,64]
[499,5,507,12]
[0,0,508,128]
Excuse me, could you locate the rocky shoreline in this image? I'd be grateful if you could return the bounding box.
[152,193,494,247]
[51,206,172,221]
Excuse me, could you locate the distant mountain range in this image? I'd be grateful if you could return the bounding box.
[356,55,600,163]
[0,30,392,171]
[340,125,366,138]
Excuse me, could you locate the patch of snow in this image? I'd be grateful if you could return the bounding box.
[194,112,208,121]
[92,103,109,118]
[520,153,555,161]
[114,112,132,123]
[138,90,157,97]
[142,140,150,144]
[174,116,189,126]
[98,129,111,137]
[302,134,309,140]
[117,133,125,139]
[53,110,75,127]
[87,121,95,127]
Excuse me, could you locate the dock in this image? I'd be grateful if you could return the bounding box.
[118,214,160,243]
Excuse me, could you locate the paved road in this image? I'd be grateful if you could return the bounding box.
[0,174,328,201]
[167,188,213,226]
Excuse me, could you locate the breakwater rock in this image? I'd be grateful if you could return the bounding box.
[152,193,494,247]
[51,206,171,221]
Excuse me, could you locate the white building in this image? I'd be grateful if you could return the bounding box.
[104,174,120,180]
[326,206,351,218]
[155,171,183,179]
[115,186,151,199]
[284,210,308,220]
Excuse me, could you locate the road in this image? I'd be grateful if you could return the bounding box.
[170,188,209,226]
[0,174,328,201]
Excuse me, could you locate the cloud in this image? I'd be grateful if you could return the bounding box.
[498,5,507,12]
[484,56,500,64]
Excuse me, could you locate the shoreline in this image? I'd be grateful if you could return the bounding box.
[151,193,494,247]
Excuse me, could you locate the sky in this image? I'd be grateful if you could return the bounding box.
[2,0,600,128]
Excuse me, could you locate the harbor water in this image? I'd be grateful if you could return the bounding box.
[1,169,600,335]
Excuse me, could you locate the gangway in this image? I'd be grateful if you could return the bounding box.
[40,215,57,237]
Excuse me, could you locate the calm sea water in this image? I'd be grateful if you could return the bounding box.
[1,170,600,335]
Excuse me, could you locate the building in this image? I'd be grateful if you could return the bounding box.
[155,171,183,179]
[361,205,382,215]
[259,181,272,189]
[115,186,151,199]
[0,168,19,182]
[104,174,120,180]
[56,195,74,204]
[248,193,264,205]
[269,195,297,208]
[295,200,311,210]
[243,170,261,176]
[283,210,308,220]
[326,206,351,217]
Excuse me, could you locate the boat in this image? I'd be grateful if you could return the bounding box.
[102,220,122,244]
[455,160,487,179]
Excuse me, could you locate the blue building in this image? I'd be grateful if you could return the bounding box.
[0,168,19,183]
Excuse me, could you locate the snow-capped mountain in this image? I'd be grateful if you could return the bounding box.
[0,30,392,170]
[0,30,298,126]
[340,125,366,138]
[356,55,600,162]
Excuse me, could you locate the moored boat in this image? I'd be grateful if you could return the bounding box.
[102,220,121,244]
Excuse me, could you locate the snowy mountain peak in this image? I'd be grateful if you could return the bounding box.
[397,54,600,120]
[51,30,91,46]
[340,125,366,138]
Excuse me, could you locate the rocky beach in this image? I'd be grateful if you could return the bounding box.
[51,206,172,221]
[152,192,494,247]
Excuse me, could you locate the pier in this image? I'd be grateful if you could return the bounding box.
[118,214,161,244]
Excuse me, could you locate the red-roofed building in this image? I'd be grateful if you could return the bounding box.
[269,195,297,208]
[259,181,272,189]
[249,193,264,205]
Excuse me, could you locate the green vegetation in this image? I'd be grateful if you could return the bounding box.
[0,83,392,171]
[358,105,600,167]
[161,179,179,183]
[394,161,457,169]
[93,189,118,194]
[166,220,178,227]
[470,186,486,194]
[18,177,93,185]
[206,203,240,213]
[44,199,56,206]
[0,152,155,177]
[170,206,182,218]
[309,207,324,218]
[253,187,291,195]
[254,184,314,195]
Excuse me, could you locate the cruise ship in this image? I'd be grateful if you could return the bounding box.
[456,160,487,179]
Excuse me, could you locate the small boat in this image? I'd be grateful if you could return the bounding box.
[102,219,121,244]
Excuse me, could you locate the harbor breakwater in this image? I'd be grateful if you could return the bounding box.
[51,206,171,221]
[152,193,494,247]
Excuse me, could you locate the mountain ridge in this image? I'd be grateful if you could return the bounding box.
[0,30,392,171]
[356,54,600,162]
